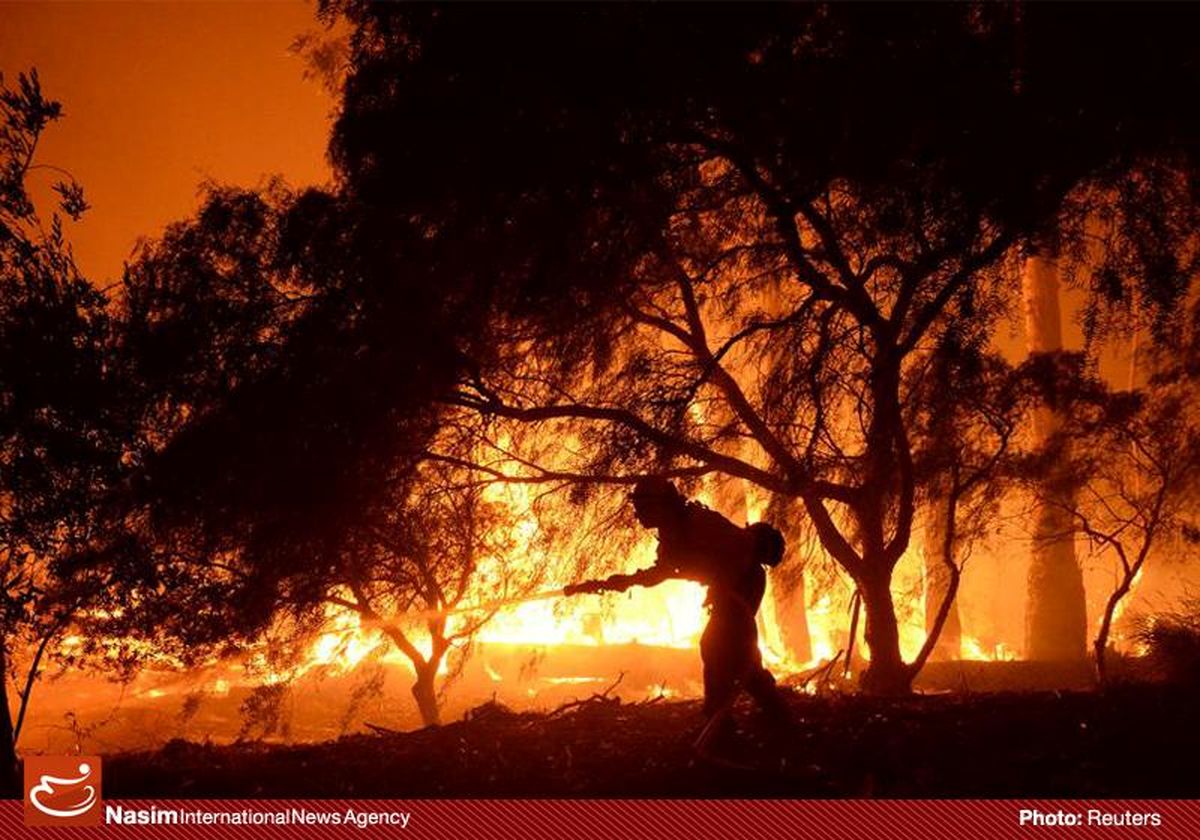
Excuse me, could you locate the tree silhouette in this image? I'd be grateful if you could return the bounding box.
[318,3,1200,692]
[288,458,540,726]
[0,71,122,790]
[108,181,552,724]
[906,331,1026,671]
[1032,341,1200,683]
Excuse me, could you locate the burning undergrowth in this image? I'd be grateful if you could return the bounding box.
[18,642,704,754]
[102,681,1200,798]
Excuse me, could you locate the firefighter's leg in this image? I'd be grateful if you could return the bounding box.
[743,628,790,723]
[696,621,738,750]
[745,661,790,724]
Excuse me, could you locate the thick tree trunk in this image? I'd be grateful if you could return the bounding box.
[411,666,441,727]
[859,569,913,694]
[1025,502,1088,660]
[1022,255,1088,661]
[922,495,961,661]
[849,355,917,695]
[0,644,19,796]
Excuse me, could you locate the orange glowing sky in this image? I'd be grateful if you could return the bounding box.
[0,1,334,282]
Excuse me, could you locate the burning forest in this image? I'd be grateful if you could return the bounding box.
[4,1,1200,799]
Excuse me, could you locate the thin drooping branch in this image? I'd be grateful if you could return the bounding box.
[666,258,806,482]
[423,451,716,487]
[445,391,789,493]
[682,132,883,327]
[899,231,1014,355]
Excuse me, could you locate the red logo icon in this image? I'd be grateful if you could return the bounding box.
[23,755,103,826]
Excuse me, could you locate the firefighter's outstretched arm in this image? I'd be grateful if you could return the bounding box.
[563,564,672,596]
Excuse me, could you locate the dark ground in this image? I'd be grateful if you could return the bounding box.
[103,681,1200,798]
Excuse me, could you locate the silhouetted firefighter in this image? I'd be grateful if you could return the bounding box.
[564,477,789,750]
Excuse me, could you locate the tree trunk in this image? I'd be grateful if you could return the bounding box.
[0,643,19,796]
[1094,584,1129,685]
[411,666,441,727]
[1022,255,1088,661]
[772,569,812,664]
[922,494,961,660]
[1026,501,1088,660]
[763,493,813,664]
[859,569,913,694]
[851,355,916,695]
